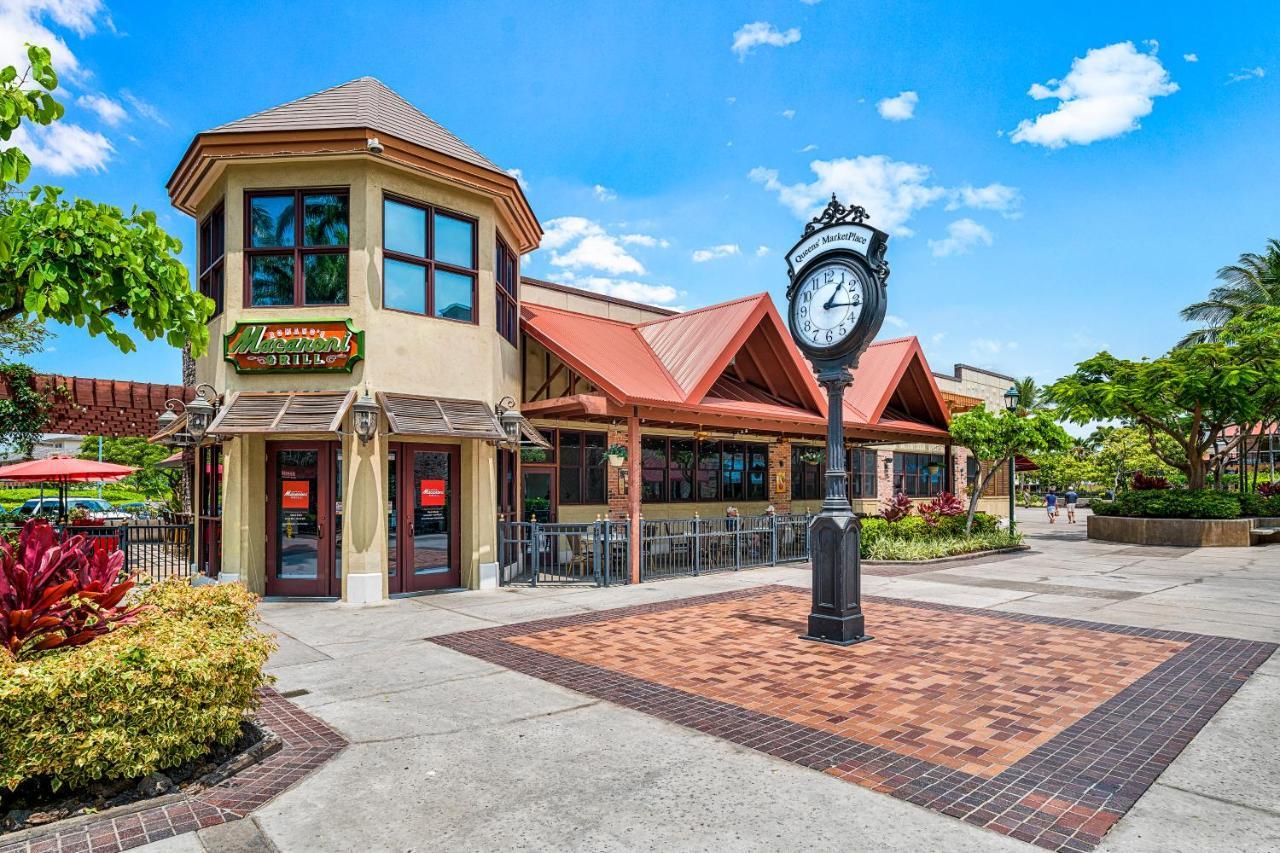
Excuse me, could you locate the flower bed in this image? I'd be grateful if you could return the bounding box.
[861,530,1024,562]
[1,580,275,810]
[859,499,1020,561]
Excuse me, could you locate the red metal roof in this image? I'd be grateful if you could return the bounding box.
[521,295,951,441]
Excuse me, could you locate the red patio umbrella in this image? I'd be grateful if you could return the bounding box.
[0,456,137,521]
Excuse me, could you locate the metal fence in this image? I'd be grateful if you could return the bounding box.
[499,513,810,586]
[641,513,811,581]
[499,520,630,586]
[2,522,195,583]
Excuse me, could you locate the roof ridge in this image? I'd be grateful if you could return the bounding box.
[636,292,767,327]
[867,335,917,348]
[522,301,642,329]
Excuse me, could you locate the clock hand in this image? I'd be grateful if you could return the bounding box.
[822,280,846,310]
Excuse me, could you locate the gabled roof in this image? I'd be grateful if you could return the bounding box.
[207,77,502,174]
[521,294,952,441]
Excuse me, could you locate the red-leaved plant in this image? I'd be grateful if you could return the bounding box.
[1259,482,1280,497]
[881,492,915,523]
[0,519,140,660]
[919,491,965,527]
[1131,471,1171,491]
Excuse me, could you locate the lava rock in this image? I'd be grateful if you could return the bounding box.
[135,772,174,798]
[3,809,32,831]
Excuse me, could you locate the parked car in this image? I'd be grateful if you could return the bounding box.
[16,498,132,524]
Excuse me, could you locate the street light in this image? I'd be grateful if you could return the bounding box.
[352,390,380,445]
[1004,386,1019,532]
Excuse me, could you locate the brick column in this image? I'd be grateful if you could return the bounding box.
[876,449,895,500]
[606,422,629,520]
[769,439,792,514]
[953,447,970,498]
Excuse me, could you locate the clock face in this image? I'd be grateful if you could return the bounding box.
[791,262,866,352]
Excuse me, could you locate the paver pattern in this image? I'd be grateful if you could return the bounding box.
[0,689,345,853]
[433,585,1275,852]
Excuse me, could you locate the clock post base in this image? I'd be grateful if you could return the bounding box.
[802,509,873,648]
[801,612,873,646]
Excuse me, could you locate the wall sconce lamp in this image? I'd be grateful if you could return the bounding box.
[158,383,219,446]
[496,395,523,448]
[352,389,380,445]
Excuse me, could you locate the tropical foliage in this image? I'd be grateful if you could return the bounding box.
[78,436,181,507]
[1179,238,1280,346]
[0,579,274,792]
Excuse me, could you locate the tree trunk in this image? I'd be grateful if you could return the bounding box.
[964,459,1006,534]
[1188,456,1207,490]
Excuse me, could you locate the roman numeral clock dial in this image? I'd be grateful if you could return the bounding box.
[791,262,866,353]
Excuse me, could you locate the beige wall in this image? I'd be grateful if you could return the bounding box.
[522,280,671,324]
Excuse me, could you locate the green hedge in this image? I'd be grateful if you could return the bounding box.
[862,530,1023,561]
[0,485,148,510]
[1238,493,1280,518]
[1091,489,1242,519]
[860,512,1001,557]
[0,581,275,792]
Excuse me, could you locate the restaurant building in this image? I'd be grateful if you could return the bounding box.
[161,77,1005,602]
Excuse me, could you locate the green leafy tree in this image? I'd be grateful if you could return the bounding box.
[949,406,1072,532]
[1178,239,1280,347]
[1030,442,1104,492]
[0,45,213,356]
[77,436,179,504]
[1047,312,1280,489]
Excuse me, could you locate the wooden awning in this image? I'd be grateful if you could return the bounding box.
[207,390,356,435]
[517,416,553,449]
[377,393,505,440]
[147,411,188,445]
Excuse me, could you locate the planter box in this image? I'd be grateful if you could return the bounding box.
[1087,515,1280,547]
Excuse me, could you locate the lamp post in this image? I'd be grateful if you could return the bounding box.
[1003,385,1019,532]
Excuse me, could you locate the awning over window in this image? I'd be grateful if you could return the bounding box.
[517,417,553,449]
[147,411,188,445]
[378,393,505,440]
[207,390,356,435]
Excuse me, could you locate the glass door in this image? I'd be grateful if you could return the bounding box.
[521,469,555,522]
[390,443,460,592]
[267,442,337,597]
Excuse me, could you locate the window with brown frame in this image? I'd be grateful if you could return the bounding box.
[496,237,518,344]
[382,194,478,323]
[557,430,607,504]
[792,446,878,501]
[198,203,225,316]
[894,451,945,497]
[645,438,767,503]
[244,189,349,307]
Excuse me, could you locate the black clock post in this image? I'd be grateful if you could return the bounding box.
[783,195,891,647]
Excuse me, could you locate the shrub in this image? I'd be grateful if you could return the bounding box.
[1092,489,1241,519]
[1259,482,1280,498]
[862,530,1023,561]
[880,492,914,522]
[1131,471,1171,491]
[932,511,999,537]
[919,491,964,527]
[0,580,275,792]
[1,520,139,660]
[1238,492,1280,517]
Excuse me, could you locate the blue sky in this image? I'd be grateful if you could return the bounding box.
[4,0,1278,389]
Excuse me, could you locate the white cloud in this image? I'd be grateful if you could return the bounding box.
[726,96,737,105]
[0,0,105,80]
[798,143,818,153]
[801,0,822,4]
[76,92,125,125]
[619,233,670,248]
[554,272,680,306]
[592,184,617,201]
[750,156,947,236]
[1227,66,1265,84]
[876,90,919,121]
[947,183,1022,217]
[930,332,946,346]
[884,314,907,329]
[731,21,800,61]
[970,338,1019,356]
[506,167,528,189]
[755,245,770,257]
[1011,41,1177,148]
[11,121,111,174]
[928,218,993,258]
[691,244,741,263]
[540,216,648,276]
[120,92,167,127]
[781,109,796,119]
[1183,53,1198,63]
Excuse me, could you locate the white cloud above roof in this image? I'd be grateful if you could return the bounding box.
[691,244,741,263]
[876,91,919,121]
[0,0,105,80]
[1227,66,1265,83]
[11,122,112,174]
[947,183,1022,217]
[1011,41,1177,148]
[731,21,800,61]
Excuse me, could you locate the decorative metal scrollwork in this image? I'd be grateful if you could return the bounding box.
[804,194,870,235]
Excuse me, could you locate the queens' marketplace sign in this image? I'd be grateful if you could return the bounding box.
[785,224,877,276]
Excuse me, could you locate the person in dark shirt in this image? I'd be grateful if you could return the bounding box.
[1065,487,1079,523]
[1045,488,1058,524]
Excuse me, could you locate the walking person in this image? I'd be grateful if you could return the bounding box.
[1045,487,1058,524]
[1065,486,1079,524]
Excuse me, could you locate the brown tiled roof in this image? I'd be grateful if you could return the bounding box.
[207,77,504,175]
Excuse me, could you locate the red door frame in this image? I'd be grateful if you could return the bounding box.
[389,442,461,593]
[266,441,339,597]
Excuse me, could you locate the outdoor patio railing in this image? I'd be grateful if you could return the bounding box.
[0,521,195,582]
[499,513,811,586]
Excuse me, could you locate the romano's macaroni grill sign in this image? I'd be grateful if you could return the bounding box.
[224,320,365,374]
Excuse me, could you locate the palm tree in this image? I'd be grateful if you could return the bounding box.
[1178,239,1280,347]
[1011,376,1042,415]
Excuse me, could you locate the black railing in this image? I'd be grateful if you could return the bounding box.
[499,520,630,586]
[2,522,195,583]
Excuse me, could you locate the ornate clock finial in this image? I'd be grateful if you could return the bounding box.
[804,194,870,236]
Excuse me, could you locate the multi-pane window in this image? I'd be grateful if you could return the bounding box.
[894,451,945,497]
[496,237,518,344]
[383,195,477,323]
[791,446,825,501]
[557,430,606,504]
[643,438,767,503]
[198,203,225,316]
[245,190,349,307]
[849,448,878,499]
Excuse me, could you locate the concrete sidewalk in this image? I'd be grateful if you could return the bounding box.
[147,510,1280,852]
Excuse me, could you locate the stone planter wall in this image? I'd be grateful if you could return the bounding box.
[1087,515,1280,547]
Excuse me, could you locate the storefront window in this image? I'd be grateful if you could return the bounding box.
[382,195,477,323]
[792,446,824,501]
[496,238,518,345]
[668,439,696,501]
[245,189,349,307]
[642,438,768,504]
[556,430,607,505]
[849,448,878,499]
[894,451,945,497]
[641,437,667,502]
[198,203,224,316]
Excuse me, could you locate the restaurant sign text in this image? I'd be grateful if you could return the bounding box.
[224,320,365,374]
